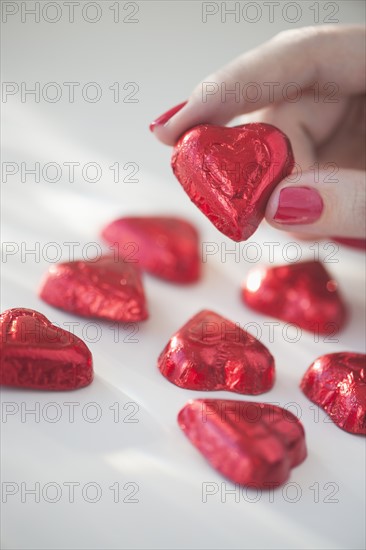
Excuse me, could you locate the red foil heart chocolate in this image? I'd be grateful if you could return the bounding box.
[333,237,366,250]
[101,216,200,283]
[39,256,148,322]
[301,352,366,435]
[158,310,275,394]
[178,399,307,487]
[171,123,294,241]
[242,260,347,334]
[0,308,93,390]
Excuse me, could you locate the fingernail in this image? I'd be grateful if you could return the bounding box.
[273,187,324,225]
[149,101,187,132]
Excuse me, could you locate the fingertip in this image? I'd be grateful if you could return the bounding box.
[149,92,235,145]
[266,169,366,238]
[150,124,178,146]
[149,101,188,132]
[149,100,189,145]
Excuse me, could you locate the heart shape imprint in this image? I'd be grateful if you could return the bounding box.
[242,260,347,334]
[178,399,307,487]
[301,352,366,435]
[158,310,275,394]
[171,123,294,241]
[0,308,93,390]
[39,256,148,322]
[102,216,200,283]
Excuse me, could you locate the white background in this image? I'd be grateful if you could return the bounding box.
[1,1,366,549]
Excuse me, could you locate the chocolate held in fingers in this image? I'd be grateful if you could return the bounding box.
[171,123,294,241]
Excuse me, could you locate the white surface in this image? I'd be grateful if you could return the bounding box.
[1,2,366,549]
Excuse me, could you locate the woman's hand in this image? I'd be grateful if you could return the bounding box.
[150,26,365,239]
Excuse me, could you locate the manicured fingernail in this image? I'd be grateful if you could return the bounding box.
[149,101,187,132]
[274,187,324,225]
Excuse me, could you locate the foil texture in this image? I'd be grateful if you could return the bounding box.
[102,216,200,284]
[158,310,275,394]
[0,308,93,390]
[178,399,307,487]
[242,260,347,334]
[39,255,148,322]
[171,123,294,241]
[301,352,366,435]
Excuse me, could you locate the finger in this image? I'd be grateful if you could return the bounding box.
[248,96,350,170]
[265,169,366,238]
[243,104,316,171]
[242,105,322,240]
[151,25,365,145]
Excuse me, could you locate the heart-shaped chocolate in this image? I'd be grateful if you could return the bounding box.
[102,216,200,283]
[171,123,294,241]
[333,237,366,250]
[178,399,307,487]
[0,308,93,390]
[39,256,148,322]
[242,261,347,334]
[158,310,275,394]
[301,352,366,435]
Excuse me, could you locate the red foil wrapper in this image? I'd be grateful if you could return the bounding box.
[102,216,200,284]
[171,123,294,241]
[39,256,148,322]
[332,237,366,250]
[242,260,347,334]
[178,399,307,488]
[0,308,93,390]
[158,310,275,394]
[301,352,366,435]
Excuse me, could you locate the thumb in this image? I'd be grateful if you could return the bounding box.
[265,169,366,239]
[150,26,365,146]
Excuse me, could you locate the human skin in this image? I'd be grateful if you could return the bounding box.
[151,26,366,239]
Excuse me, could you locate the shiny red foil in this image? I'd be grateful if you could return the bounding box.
[101,216,200,283]
[171,123,294,241]
[39,256,148,322]
[0,308,93,390]
[301,352,366,435]
[178,399,307,487]
[332,237,366,250]
[242,260,347,334]
[158,310,275,394]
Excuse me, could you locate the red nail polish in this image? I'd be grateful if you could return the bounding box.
[274,187,323,225]
[149,101,187,132]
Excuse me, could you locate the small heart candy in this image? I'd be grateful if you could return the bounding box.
[102,216,200,283]
[301,352,366,435]
[39,256,148,322]
[178,399,307,487]
[242,260,347,334]
[0,308,93,390]
[332,237,366,250]
[172,123,294,241]
[158,310,275,394]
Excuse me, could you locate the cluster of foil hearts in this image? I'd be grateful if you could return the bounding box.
[1,122,364,492]
[38,216,202,323]
[0,215,202,389]
[157,307,364,487]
